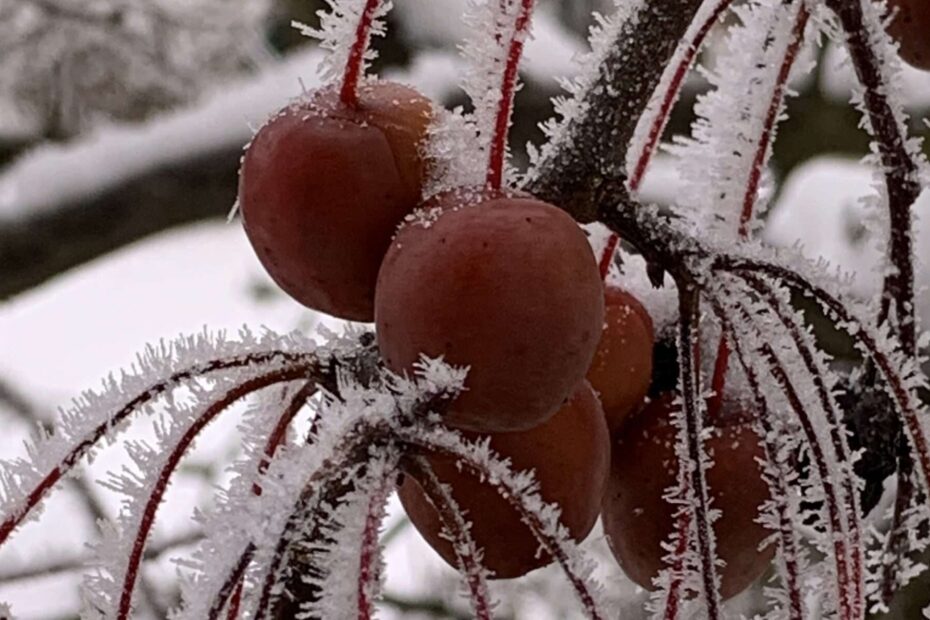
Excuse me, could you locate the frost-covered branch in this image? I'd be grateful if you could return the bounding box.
[824,0,925,355]
[525,0,704,220]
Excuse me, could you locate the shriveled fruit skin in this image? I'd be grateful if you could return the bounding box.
[586,287,654,434]
[239,81,432,321]
[399,382,610,578]
[601,393,774,600]
[887,0,930,71]
[375,188,604,432]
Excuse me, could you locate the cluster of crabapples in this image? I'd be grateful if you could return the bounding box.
[236,72,775,599]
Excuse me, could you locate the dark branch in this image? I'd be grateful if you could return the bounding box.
[0,145,239,299]
[525,0,704,221]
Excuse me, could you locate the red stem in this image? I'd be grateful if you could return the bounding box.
[707,4,809,422]
[759,343,855,619]
[0,351,314,549]
[740,274,864,615]
[719,259,930,501]
[116,367,312,620]
[676,290,722,619]
[218,382,318,619]
[402,430,606,619]
[340,0,383,107]
[357,476,393,620]
[662,480,693,620]
[628,0,733,193]
[708,294,805,619]
[403,456,493,620]
[826,0,921,355]
[486,0,536,190]
[599,234,620,280]
[253,381,318,496]
[226,582,244,620]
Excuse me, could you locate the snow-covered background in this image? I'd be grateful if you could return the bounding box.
[1,0,929,617]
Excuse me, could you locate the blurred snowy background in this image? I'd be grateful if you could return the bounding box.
[0,0,929,618]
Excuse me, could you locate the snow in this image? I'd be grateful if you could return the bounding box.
[820,41,930,112]
[764,156,930,326]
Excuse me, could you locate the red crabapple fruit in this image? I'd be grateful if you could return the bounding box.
[399,381,610,578]
[375,188,605,432]
[600,393,774,599]
[887,0,930,70]
[239,81,432,321]
[586,286,654,434]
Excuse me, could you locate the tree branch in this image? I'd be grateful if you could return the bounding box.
[0,145,238,299]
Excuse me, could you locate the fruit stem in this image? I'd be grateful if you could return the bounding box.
[340,0,384,108]
[599,234,621,280]
[707,3,808,423]
[357,476,394,620]
[402,456,493,620]
[676,288,723,619]
[486,0,536,190]
[708,293,804,619]
[629,0,733,193]
[117,366,314,620]
[0,351,317,551]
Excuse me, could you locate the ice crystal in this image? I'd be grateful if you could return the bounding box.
[669,0,812,238]
[293,0,394,85]
[0,329,314,549]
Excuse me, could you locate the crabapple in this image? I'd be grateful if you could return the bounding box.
[601,393,774,599]
[586,287,654,434]
[887,0,930,70]
[399,381,610,578]
[375,188,605,432]
[238,81,432,321]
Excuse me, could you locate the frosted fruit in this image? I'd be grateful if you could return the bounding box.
[375,188,605,432]
[399,381,610,578]
[239,81,432,321]
[887,0,930,70]
[586,287,654,434]
[601,393,774,599]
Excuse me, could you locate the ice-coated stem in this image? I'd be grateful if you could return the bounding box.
[824,0,921,356]
[628,0,734,193]
[256,422,399,620]
[716,287,857,618]
[253,380,319,496]
[738,273,864,614]
[340,0,384,107]
[486,0,535,190]
[213,382,319,619]
[661,477,693,620]
[400,428,607,619]
[716,257,930,500]
[116,366,317,620]
[826,0,925,597]
[0,350,317,550]
[356,475,393,620]
[707,293,804,619]
[402,456,493,620]
[675,288,722,619]
[707,1,810,422]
